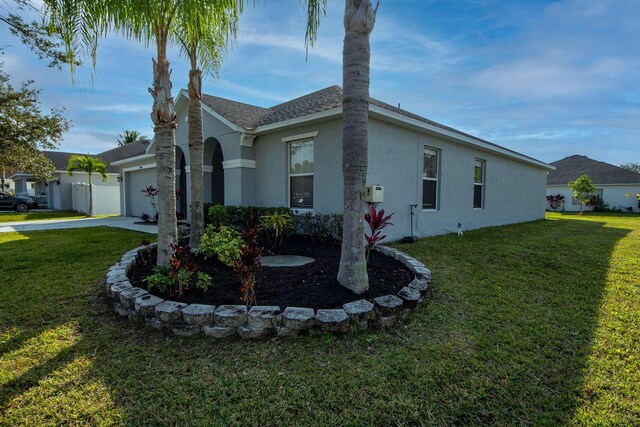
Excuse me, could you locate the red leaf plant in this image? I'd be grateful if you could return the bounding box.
[364,204,395,263]
[231,227,264,307]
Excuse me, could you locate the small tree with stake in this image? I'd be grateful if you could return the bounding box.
[568,174,595,215]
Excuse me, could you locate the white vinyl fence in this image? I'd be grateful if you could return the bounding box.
[72,183,121,215]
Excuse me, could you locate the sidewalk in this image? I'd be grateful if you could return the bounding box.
[0,216,158,234]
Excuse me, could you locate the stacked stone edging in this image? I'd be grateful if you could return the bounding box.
[105,244,432,339]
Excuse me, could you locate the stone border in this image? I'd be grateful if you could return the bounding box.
[105,243,432,339]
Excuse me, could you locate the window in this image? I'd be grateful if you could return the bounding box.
[473,159,485,209]
[422,147,439,210]
[289,139,313,209]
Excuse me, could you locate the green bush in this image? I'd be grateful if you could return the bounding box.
[259,212,294,246]
[207,204,229,229]
[294,212,343,242]
[197,225,243,266]
[204,204,292,230]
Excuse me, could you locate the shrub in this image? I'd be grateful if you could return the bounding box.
[294,212,343,242]
[364,204,394,262]
[141,185,158,218]
[259,212,294,246]
[204,204,292,230]
[546,194,565,210]
[146,243,211,297]
[232,227,264,307]
[207,204,229,229]
[196,225,243,266]
[140,212,151,223]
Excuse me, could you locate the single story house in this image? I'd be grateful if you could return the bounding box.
[11,140,148,211]
[546,155,640,212]
[113,85,553,240]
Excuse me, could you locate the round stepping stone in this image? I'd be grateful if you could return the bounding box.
[261,255,315,267]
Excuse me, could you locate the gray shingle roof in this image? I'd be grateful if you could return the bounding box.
[548,155,640,185]
[44,139,150,174]
[201,85,542,164]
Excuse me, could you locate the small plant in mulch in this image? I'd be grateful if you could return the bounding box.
[146,243,211,298]
[232,228,265,307]
[364,204,395,263]
[197,225,264,307]
[259,212,294,247]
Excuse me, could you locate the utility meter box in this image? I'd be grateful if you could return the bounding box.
[365,185,384,203]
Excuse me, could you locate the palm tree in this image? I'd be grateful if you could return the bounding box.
[117,129,142,146]
[44,0,327,265]
[66,154,108,217]
[337,0,379,294]
[44,0,205,265]
[173,2,240,249]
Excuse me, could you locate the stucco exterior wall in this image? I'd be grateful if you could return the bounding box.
[547,184,640,212]
[253,117,547,241]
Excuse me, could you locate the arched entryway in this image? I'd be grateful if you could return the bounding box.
[176,146,187,218]
[204,138,224,205]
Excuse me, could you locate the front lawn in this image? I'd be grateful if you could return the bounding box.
[0,213,638,425]
[0,210,87,223]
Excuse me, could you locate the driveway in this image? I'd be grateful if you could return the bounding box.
[0,216,158,234]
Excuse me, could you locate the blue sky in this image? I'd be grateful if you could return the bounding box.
[1,0,639,165]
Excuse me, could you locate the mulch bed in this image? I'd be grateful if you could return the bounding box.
[129,235,414,310]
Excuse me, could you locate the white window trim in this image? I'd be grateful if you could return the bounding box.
[422,146,440,211]
[281,131,318,143]
[473,159,486,210]
[288,138,314,210]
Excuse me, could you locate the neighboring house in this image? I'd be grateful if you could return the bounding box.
[546,155,640,212]
[10,140,149,212]
[113,85,553,240]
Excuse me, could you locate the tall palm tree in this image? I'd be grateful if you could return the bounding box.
[337,0,379,294]
[117,129,142,146]
[66,154,108,217]
[173,1,240,249]
[44,0,327,265]
[45,0,204,265]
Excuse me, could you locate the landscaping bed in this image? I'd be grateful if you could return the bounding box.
[128,235,414,309]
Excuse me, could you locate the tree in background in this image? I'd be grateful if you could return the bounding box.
[568,174,595,215]
[0,1,79,69]
[337,0,379,294]
[117,130,143,146]
[0,64,70,189]
[66,154,107,216]
[620,162,640,174]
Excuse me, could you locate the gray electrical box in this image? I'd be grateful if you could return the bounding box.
[365,185,384,203]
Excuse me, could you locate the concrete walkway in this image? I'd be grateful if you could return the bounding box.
[0,216,158,234]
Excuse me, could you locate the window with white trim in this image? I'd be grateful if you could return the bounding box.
[473,159,485,209]
[289,139,314,209]
[422,147,439,210]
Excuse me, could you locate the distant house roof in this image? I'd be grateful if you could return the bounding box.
[199,85,546,167]
[548,155,640,185]
[11,139,151,179]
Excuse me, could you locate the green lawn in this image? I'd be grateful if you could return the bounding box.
[0,211,87,223]
[0,213,638,425]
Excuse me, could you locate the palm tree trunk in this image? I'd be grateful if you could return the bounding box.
[337,0,378,294]
[151,28,178,266]
[187,48,205,249]
[88,172,93,216]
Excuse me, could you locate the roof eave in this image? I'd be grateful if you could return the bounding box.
[368,104,554,171]
[253,107,343,135]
